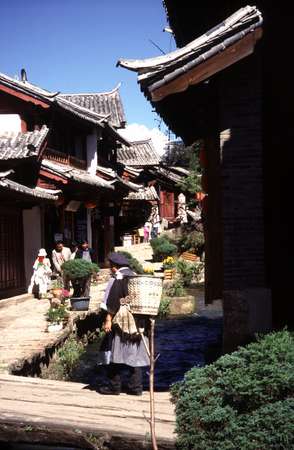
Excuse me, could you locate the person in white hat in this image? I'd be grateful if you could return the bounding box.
[28,248,52,299]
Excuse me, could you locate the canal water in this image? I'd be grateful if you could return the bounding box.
[71,314,223,392]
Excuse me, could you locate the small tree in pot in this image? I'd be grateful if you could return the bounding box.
[62,259,99,310]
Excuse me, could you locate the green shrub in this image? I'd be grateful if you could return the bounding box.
[164,279,186,297]
[56,335,85,379]
[62,259,99,280]
[158,297,171,318]
[176,259,197,286]
[170,330,294,450]
[178,230,205,255]
[150,235,177,261]
[46,304,68,323]
[116,251,144,274]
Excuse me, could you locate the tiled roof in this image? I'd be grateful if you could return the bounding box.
[0,72,58,102]
[113,176,141,191]
[0,172,58,201]
[0,125,49,160]
[59,84,126,128]
[0,73,126,133]
[124,186,159,201]
[55,97,108,126]
[118,138,160,166]
[148,166,187,184]
[117,6,262,100]
[124,166,143,177]
[41,159,114,190]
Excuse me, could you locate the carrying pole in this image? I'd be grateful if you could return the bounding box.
[149,317,158,450]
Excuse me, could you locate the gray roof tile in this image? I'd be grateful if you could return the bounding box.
[41,159,114,190]
[124,186,159,201]
[59,84,126,128]
[118,138,160,166]
[0,125,49,160]
[0,177,58,200]
[0,72,58,101]
[117,6,263,97]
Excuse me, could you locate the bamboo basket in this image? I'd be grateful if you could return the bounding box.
[128,275,163,316]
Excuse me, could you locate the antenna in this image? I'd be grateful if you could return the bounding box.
[148,39,165,55]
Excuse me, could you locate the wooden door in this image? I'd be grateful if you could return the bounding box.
[0,208,25,298]
[160,191,175,220]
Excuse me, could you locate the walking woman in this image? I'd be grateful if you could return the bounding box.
[97,252,149,395]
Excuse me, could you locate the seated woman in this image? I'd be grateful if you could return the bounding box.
[28,248,52,299]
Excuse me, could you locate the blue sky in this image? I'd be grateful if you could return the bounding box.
[0,0,176,132]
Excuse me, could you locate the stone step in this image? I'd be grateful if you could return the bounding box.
[0,293,35,310]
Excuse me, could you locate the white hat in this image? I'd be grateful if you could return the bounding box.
[38,248,47,257]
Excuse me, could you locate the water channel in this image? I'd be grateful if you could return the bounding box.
[71,313,223,392]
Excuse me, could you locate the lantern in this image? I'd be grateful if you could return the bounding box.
[85,200,97,209]
[196,191,206,202]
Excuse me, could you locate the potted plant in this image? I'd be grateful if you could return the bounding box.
[46,304,68,332]
[162,256,176,280]
[62,259,99,310]
[50,277,63,298]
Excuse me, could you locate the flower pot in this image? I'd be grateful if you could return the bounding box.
[51,288,63,298]
[70,296,90,311]
[47,322,63,332]
[164,269,175,280]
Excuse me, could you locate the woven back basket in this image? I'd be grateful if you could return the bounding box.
[128,275,163,316]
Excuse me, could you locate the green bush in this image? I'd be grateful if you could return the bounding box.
[56,335,85,379]
[46,304,68,323]
[170,330,294,450]
[150,235,177,261]
[62,259,99,280]
[116,251,144,274]
[176,259,197,287]
[163,279,186,297]
[178,230,205,255]
[158,297,171,318]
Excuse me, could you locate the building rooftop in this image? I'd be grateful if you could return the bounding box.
[41,159,114,190]
[117,6,263,101]
[0,126,49,160]
[59,84,126,129]
[0,170,58,201]
[118,138,160,166]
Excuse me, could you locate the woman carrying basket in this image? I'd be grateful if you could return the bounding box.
[97,252,149,396]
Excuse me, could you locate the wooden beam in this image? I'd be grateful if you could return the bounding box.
[0,84,50,109]
[39,169,68,184]
[151,29,262,102]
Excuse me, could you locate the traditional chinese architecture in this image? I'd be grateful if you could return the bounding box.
[0,71,135,298]
[118,2,293,350]
[0,128,58,298]
[117,137,189,237]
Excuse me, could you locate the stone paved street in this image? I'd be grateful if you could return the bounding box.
[0,277,108,375]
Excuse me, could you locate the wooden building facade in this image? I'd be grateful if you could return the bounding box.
[118,2,293,350]
[0,72,134,298]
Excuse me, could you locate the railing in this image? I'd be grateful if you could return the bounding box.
[44,148,87,170]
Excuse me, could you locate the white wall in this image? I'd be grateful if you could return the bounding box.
[86,128,98,175]
[23,207,42,287]
[0,114,21,133]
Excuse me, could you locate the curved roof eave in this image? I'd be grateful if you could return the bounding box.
[117,5,261,73]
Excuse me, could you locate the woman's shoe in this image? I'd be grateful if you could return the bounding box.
[126,389,143,396]
[98,386,120,395]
